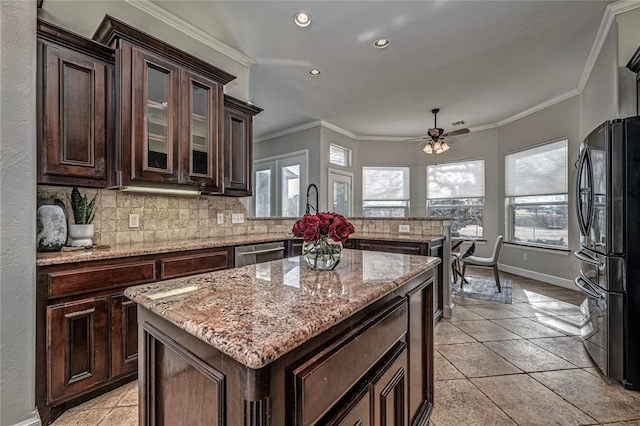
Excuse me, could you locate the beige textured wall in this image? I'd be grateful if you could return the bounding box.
[38,186,445,247]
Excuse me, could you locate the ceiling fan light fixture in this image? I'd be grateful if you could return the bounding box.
[433,140,442,151]
[423,144,433,154]
[294,11,311,28]
[441,142,450,152]
[374,38,390,49]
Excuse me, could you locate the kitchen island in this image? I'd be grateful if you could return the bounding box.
[125,249,440,425]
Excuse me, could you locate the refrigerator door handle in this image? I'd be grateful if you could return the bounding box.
[576,272,605,299]
[574,248,602,267]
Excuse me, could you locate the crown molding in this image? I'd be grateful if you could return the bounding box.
[320,121,358,139]
[255,120,322,143]
[123,0,256,68]
[468,123,498,133]
[496,88,582,127]
[609,0,640,15]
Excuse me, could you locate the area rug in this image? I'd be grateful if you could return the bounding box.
[451,275,512,304]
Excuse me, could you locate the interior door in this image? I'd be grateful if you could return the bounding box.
[329,169,353,216]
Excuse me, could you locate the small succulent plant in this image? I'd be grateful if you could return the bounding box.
[67,187,98,225]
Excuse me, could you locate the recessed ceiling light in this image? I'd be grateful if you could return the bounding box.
[309,69,321,76]
[294,11,311,28]
[374,38,390,49]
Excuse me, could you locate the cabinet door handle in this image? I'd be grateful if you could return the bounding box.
[64,307,95,319]
[237,247,285,256]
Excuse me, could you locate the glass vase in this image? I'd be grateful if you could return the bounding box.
[302,238,343,270]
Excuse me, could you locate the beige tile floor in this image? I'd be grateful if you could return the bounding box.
[431,267,640,426]
[52,267,640,425]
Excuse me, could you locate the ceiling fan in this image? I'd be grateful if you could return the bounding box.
[405,108,470,154]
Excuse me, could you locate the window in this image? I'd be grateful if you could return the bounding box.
[362,166,410,217]
[427,160,485,237]
[253,151,308,217]
[329,144,351,167]
[505,139,568,249]
[328,168,353,216]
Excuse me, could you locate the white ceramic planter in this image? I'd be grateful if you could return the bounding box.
[68,224,94,247]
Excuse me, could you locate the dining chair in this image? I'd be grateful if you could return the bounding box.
[451,242,475,284]
[461,235,504,292]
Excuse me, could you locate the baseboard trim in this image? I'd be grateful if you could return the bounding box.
[498,264,575,290]
[11,410,41,426]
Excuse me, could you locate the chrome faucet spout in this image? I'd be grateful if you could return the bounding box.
[305,183,318,214]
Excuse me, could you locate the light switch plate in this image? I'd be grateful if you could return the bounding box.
[232,213,245,224]
[217,213,224,224]
[129,214,140,228]
[398,224,410,233]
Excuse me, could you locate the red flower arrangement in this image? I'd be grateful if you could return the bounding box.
[292,212,355,269]
[292,212,355,243]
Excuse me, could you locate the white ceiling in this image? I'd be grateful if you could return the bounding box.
[41,1,611,140]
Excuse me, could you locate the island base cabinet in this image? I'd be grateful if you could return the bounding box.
[135,270,435,426]
[110,294,138,378]
[47,298,109,404]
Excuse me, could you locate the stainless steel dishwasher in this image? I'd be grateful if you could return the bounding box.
[234,241,285,267]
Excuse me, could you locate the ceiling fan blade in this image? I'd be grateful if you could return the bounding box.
[443,128,470,137]
[444,137,458,144]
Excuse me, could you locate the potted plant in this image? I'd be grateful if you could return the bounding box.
[67,187,98,247]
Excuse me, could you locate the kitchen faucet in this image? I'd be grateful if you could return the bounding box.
[305,183,318,214]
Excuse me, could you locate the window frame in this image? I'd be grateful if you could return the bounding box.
[253,150,308,217]
[362,165,411,217]
[426,159,485,238]
[504,138,569,250]
[329,144,352,167]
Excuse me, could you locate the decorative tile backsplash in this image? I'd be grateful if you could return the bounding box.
[37,185,445,246]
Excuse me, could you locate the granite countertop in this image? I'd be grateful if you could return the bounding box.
[36,232,445,266]
[124,249,441,369]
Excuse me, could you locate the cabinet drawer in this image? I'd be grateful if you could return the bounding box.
[358,240,423,255]
[48,260,156,299]
[291,297,407,425]
[160,249,231,280]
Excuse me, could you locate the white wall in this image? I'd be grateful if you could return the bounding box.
[0,1,39,425]
[498,96,581,283]
[581,23,619,139]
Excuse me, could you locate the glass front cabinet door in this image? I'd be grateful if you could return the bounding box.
[131,46,181,184]
[181,70,223,193]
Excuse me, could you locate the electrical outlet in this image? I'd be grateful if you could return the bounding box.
[399,224,410,233]
[217,213,224,224]
[523,253,528,261]
[129,214,140,228]
[232,213,245,224]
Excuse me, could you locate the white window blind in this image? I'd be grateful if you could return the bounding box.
[505,139,568,197]
[363,166,410,200]
[427,160,485,199]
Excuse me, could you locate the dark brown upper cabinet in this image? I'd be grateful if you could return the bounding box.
[223,95,263,196]
[37,20,115,188]
[93,15,235,193]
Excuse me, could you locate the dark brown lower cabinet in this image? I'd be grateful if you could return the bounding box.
[110,294,138,378]
[37,246,233,425]
[136,269,434,426]
[47,298,109,404]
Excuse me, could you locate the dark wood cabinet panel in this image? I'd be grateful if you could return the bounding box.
[291,297,407,425]
[143,323,226,426]
[111,294,138,378]
[47,298,109,403]
[37,20,114,188]
[222,95,262,196]
[371,343,408,426]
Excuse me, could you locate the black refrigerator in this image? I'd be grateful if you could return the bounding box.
[575,116,640,390]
